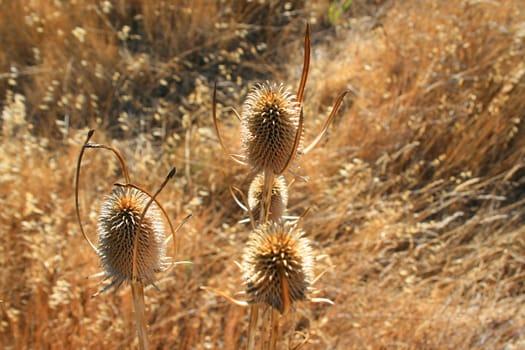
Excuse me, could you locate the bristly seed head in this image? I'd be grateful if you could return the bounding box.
[242,221,313,314]
[248,172,288,222]
[241,81,301,175]
[97,186,166,289]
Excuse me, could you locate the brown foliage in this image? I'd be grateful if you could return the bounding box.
[1,0,524,349]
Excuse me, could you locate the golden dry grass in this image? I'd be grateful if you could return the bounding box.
[1,0,524,349]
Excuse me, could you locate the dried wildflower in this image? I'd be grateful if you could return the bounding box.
[241,82,302,175]
[98,185,166,289]
[248,172,288,222]
[75,130,181,292]
[213,24,347,178]
[75,130,185,350]
[242,221,313,314]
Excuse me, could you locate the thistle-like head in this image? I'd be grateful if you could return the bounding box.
[97,186,166,289]
[241,82,302,175]
[242,221,313,314]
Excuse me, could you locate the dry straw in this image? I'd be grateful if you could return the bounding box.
[74,130,188,350]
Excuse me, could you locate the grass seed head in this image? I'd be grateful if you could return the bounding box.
[248,172,288,222]
[241,81,301,174]
[97,186,166,288]
[242,221,313,314]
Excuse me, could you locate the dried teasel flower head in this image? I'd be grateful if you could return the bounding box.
[248,172,288,222]
[241,82,303,175]
[97,185,166,289]
[213,25,348,173]
[75,131,185,349]
[75,130,180,292]
[242,221,314,314]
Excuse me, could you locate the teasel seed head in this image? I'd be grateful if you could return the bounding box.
[97,186,166,289]
[248,172,288,222]
[241,82,302,175]
[242,221,314,314]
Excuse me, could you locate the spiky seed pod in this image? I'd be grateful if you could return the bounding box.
[248,172,288,222]
[241,82,301,175]
[97,186,166,289]
[242,221,314,314]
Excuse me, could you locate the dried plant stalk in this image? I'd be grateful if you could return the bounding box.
[75,130,180,349]
[131,281,149,350]
[209,24,340,349]
[248,172,288,223]
[260,171,276,223]
[269,308,280,350]
[246,304,259,350]
[302,90,349,154]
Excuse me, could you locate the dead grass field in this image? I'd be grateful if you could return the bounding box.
[1,0,524,349]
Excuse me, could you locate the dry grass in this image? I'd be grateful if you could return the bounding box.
[1,0,524,349]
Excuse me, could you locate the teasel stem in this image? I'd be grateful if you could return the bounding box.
[251,171,275,347]
[260,170,276,223]
[132,167,177,282]
[131,280,149,350]
[253,170,277,349]
[128,167,175,350]
[246,304,259,350]
[269,308,281,350]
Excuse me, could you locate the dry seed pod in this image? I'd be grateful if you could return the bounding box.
[241,82,302,175]
[248,172,288,222]
[98,185,166,289]
[213,24,348,171]
[75,130,179,292]
[242,221,313,314]
[75,130,183,350]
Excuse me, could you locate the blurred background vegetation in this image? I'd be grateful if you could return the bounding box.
[1,0,524,349]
